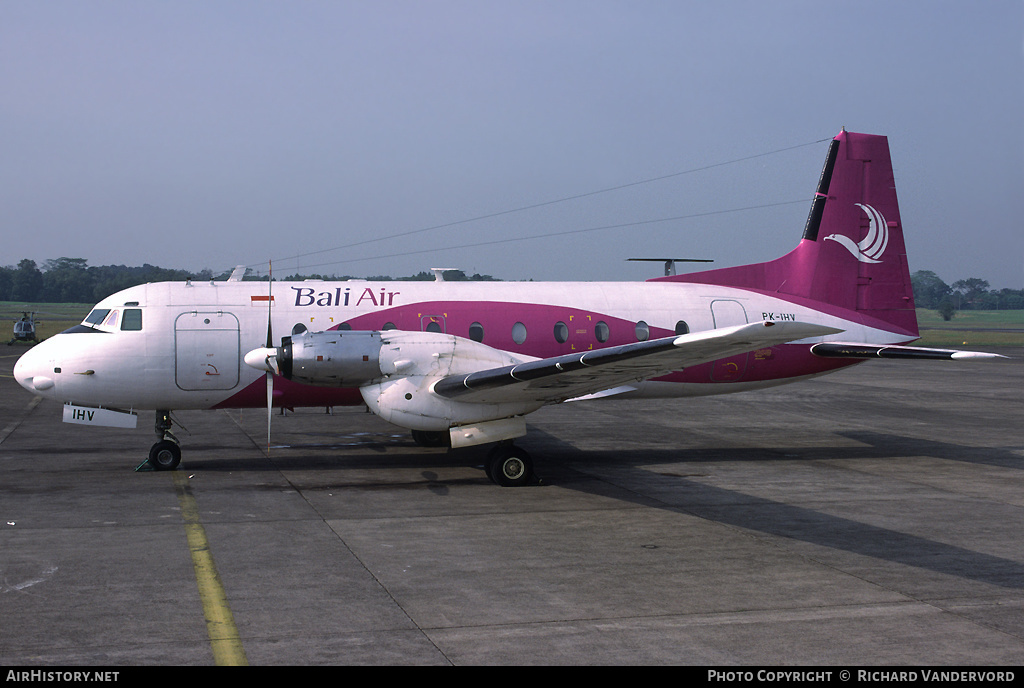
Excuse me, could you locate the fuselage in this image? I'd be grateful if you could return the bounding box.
[14,276,912,412]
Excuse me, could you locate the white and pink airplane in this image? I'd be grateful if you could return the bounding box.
[14,130,1002,485]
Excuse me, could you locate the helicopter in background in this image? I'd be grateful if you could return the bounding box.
[8,312,39,345]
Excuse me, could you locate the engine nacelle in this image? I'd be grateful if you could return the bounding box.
[360,374,541,440]
[278,330,384,386]
[258,329,544,445]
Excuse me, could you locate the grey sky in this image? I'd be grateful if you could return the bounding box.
[2,1,1022,288]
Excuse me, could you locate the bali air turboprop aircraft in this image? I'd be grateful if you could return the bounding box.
[14,130,1004,485]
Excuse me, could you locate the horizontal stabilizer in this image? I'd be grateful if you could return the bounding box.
[811,342,1007,360]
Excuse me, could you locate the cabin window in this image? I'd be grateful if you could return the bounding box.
[675,320,690,335]
[338,323,352,330]
[121,309,143,331]
[424,321,442,333]
[469,322,484,342]
[553,321,568,343]
[595,321,610,343]
[292,323,308,335]
[512,322,527,344]
[382,322,397,330]
[635,321,650,341]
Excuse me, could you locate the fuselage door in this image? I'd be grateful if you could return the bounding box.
[175,311,240,391]
[421,315,446,333]
[710,299,749,382]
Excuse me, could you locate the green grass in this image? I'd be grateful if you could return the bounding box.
[915,308,1024,347]
[916,309,1024,327]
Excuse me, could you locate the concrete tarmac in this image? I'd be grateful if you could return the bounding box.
[1,347,1023,666]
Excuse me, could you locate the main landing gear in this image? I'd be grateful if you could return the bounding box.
[147,410,181,471]
[486,442,535,487]
[411,431,536,486]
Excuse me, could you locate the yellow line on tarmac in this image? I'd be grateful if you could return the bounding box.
[172,471,249,666]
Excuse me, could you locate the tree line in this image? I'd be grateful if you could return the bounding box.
[910,270,1024,320]
[0,258,498,304]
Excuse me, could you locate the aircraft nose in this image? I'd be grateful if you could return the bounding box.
[14,343,56,396]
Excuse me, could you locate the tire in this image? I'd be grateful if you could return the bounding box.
[487,445,533,487]
[148,440,181,471]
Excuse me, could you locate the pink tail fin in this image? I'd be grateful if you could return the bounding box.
[657,130,918,336]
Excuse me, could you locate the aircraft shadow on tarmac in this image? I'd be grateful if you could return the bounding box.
[530,427,1024,591]
[174,417,1024,592]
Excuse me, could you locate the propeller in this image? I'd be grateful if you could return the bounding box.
[265,262,274,451]
[241,262,281,453]
[262,262,275,452]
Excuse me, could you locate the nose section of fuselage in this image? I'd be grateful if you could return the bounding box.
[14,338,57,397]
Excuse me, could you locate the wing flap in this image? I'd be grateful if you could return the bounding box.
[433,321,842,404]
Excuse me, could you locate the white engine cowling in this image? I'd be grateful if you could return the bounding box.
[277,331,385,386]
[359,331,544,432]
[269,330,544,442]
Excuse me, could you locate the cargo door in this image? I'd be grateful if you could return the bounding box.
[175,311,240,391]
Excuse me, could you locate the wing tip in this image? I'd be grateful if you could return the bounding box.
[950,351,1010,360]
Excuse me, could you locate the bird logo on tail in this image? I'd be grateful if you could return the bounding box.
[825,203,889,263]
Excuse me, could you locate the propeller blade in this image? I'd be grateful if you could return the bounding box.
[266,260,273,347]
[265,260,273,452]
[266,370,273,452]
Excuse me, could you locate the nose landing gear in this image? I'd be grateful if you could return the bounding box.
[146,410,181,471]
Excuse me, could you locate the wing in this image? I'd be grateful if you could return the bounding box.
[432,321,842,405]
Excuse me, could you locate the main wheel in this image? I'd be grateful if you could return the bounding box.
[487,444,534,487]
[148,440,181,471]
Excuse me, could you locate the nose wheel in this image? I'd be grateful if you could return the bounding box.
[147,410,181,471]
[148,439,181,471]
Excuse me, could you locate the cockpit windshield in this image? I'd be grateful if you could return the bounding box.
[84,309,109,326]
[81,308,143,331]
